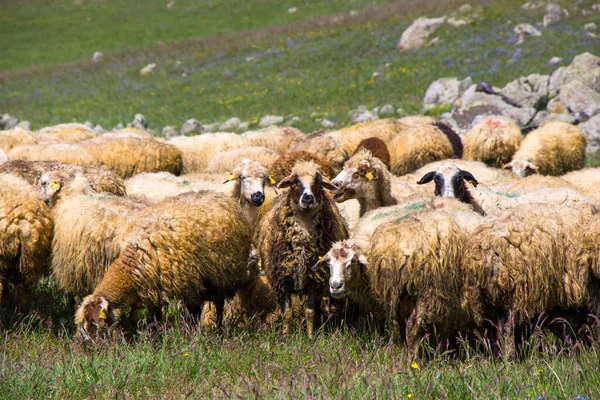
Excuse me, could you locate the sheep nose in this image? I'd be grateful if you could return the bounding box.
[251,192,265,206]
[330,280,344,291]
[300,193,315,207]
[331,180,342,189]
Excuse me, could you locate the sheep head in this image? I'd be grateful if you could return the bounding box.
[224,158,273,207]
[329,148,383,203]
[417,162,478,202]
[278,160,337,212]
[313,240,368,299]
[503,160,538,177]
[75,295,120,341]
[39,169,91,207]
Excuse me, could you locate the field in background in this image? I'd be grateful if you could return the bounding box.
[2,0,600,397]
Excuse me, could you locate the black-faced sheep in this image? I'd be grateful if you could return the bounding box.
[254,161,348,337]
[504,121,587,177]
[463,116,523,168]
[75,191,256,339]
[0,173,53,306]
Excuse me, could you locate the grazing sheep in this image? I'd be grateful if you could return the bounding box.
[0,160,126,196]
[0,128,37,152]
[254,161,348,337]
[242,126,303,154]
[8,143,97,166]
[269,150,336,182]
[288,132,347,173]
[352,137,391,170]
[464,204,596,356]
[206,146,279,173]
[34,123,97,144]
[81,136,183,178]
[167,133,250,173]
[504,121,587,177]
[75,191,256,339]
[0,173,53,305]
[463,116,523,168]
[397,116,463,158]
[389,124,454,176]
[326,119,408,154]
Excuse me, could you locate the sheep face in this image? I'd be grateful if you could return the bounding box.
[314,241,367,299]
[330,158,380,203]
[39,171,64,206]
[75,295,120,341]
[503,160,538,177]
[278,161,337,212]
[417,163,478,202]
[226,159,272,207]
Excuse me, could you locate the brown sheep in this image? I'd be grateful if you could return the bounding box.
[463,116,522,168]
[397,116,463,158]
[254,161,348,337]
[287,131,347,173]
[0,173,53,306]
[269,150,336,182]
[352,137,391,170]
[327,119,409,154]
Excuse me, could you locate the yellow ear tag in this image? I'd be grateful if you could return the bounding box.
[269,175,276,185]
[318,256,323,260]
[365,171,374,181]
[228,173,235,181]
[51,181,60,190]
[99,308,107,320]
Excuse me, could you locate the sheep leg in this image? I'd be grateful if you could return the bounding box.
[281,293,293,335]
[498,310,515,359]
[392,302,408,344]
[215,298,225,330]
[405,304,425,360]
[305,290,321,339]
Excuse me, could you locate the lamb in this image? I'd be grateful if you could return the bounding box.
[0,173,53,306]
[0,160,126,196]
[241,126,303,154]
[388,124,454,176]
[206,146,279,173]
[464,203,596,356]
[81,136,183,178]
[254,161,349,337]
[351,137,391,170]
[504,121,587,177]
[315,206,482,355]
[463,116,523,168]
[75,191,256,339]
[167,133,250,173]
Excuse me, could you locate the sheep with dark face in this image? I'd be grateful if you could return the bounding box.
[254,161,348,337]
[417,162,479,204]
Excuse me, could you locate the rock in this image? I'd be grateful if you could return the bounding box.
[162,125,180,138]
[423,76,473,111]
[548,56,564,66]
[350,109,379,123]
[499,73,549,110]
[446,17,470,27]
[132,113,148,129]
[458,4,472,13]
[181,118,202,136]
[548,52,600,96]
[140,63,157,76]
[0,114,19,129]
[452,84,537,129]
[585,22,598,31]
[543,3,568,27]
[513,23,541,44]
[92,51,104,63]
[219,117,241,131]
[349,10,359,16]
[201,123,220,133]
[237,122,249,132]
[521,1,545,9]
[439,115,464,135]
[528,110,577,128]
[166,0,175,9]
[579,113,600,153]
[397,16,446,51]
[258,115,284,128]
[113,122,124,130]
[287,116,300,124]
[396,107,407,116]
[288,7,298,14]
[557,80,600,122]
[84,121,94,128]
[377,104,395,116]
[94,124,106,134]
[16,120,31,130]
[321,118,335,128]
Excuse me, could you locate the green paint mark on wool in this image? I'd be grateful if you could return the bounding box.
[403,200,427,210]
[495,191,519,198]
[182,180,190,186]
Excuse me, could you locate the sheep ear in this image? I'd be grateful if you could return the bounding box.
[312,254,330,271]
[526,162,538,174]
[321,176,338,191]
[457,170,478,187]
[365,167,379,181]
[268,175,277,186]
[277,174,297,189]
[502,162,513,170]
[223,172,237,184]
[417,171,436,185]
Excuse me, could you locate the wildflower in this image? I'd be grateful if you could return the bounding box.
[407,394,412,398]
[411,361,419,370]
[183,353,190,357]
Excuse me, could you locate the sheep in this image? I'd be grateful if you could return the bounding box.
[242,126,303,154]
[463,116,523,168]
[0,127,37,152]
[493,174,574,193]
[8,143,98,166]
[504,121,587,177]
[287,132,347,173]
[206,146,279,173]
[75,190,259,339]
[0,173,53,306]
[269,150,336,182]
[561,168,600,202]
[101,128,155,140]
[389,124,454,176]
[0,160,126,196]
[326,119,409,154]
[577,214,600,317]
[167,133,250,173]
[34,123,97,144]
[254,161,349,337]
[464,203,596,356]
[81,136,183,178]
[352,137,391,170]
[315,206,482,356]
[412,159,513,187]
[397,116,463,158]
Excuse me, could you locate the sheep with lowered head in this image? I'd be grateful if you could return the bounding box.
[75,190,256,339]
[326,119,408,154]
[463,116,523,168]
[254,160,348,337]
[398,116,463,158]
[504,121,587,177]
[0,173,53,306]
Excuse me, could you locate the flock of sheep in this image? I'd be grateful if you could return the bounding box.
[0,116,598,357]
